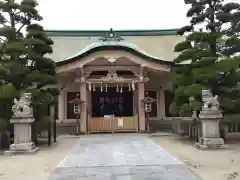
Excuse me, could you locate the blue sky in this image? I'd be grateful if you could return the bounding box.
[37,0,240,30]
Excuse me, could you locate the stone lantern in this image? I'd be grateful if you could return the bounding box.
[68,93,85,135]
[141,94,156,133]
[4,93,39,155]
[196,89,226,149]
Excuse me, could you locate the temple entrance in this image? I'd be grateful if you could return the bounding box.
[88,87,138,133]
[91,87,133,117]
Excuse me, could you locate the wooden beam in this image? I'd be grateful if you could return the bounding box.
[83,65,140,74]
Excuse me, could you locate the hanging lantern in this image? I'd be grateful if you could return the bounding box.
[116,84,119,92]
[105,84,108,92]
[131,81,135,91]
[120,84,123,93]
[128,83,131,91]
[100,83,103,92]
[93,84,96,91]
[88,82,92,91]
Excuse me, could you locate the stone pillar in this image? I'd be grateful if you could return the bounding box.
[159,89,165,117]
[58,90,65,121]
[138,82,145,131]
[80,82,87,133]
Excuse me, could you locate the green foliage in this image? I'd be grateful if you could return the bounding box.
[169,102,180,116]
[0,83,16,119]
[170,0,240,116]
[179,103,192,117]
[35,116,50,133]
[0,0,58,125]
[0,82,16,99]
[222,3,240,57]
[191,99,202,111]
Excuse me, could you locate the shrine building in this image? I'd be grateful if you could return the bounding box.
[46,28,184,134]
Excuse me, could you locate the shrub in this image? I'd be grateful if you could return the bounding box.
[35,116,50,133]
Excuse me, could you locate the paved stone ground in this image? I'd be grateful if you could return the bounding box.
[47,134,202,180]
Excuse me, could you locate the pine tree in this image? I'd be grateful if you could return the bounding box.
[25,23,58,120]
[222,2,240,57]
[169,0,240,116]
[0,0,58,122]
[220,3,240,113]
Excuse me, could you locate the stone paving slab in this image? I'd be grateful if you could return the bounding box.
[47,134,202,180]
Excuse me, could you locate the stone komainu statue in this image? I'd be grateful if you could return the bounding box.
[202,90,220,111]
[12,93,33,117]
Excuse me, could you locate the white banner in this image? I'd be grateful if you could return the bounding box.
[104,115,111,119]
[118,118,123,127]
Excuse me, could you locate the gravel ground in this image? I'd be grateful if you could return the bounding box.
[151,135,240,180]
[0,135,77,180]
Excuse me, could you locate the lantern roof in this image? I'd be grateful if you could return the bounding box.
[68,94,85,104]
[141,96,156,103]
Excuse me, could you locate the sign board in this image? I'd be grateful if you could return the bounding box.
[118,118,123,127]
[73,104,80,114]
[104,115,111,119]
[145,103,152,113]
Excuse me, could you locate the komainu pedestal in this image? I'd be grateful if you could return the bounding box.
[4,93,39,155]
[195,90,226,149]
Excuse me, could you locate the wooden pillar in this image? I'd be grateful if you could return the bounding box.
[80,83,87,133]
[86,89,91,134]
[80,74,87,133]
[159,89,165,117]
[138,82,145,131]
[58,90,65,121]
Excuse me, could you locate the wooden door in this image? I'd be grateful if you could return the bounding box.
[88,87,137,133]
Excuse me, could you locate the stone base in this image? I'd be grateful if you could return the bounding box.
[10,142,37,151]
[4,142,39,155]
[4,147,39,155]
[195,137,227,149]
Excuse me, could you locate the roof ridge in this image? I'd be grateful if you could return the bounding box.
[46,28,178,32]
[46,29,178,37]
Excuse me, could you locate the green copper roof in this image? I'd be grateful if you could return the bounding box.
[57,41,174,66]
[46,28,178,37]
